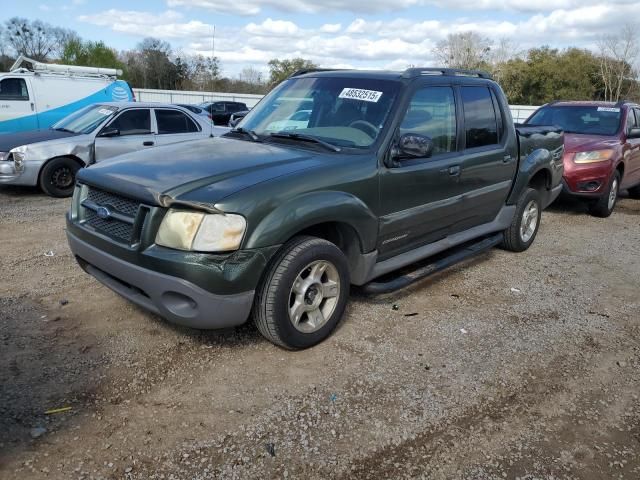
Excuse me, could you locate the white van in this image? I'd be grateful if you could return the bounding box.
[0,56,134,134]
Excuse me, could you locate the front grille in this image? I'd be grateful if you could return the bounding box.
[82,187,142,243]
[85,210,134,241]
[87,188,140,217]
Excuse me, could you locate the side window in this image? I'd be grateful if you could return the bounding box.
[211,102,225,113]
[0,78,29,101]
[108,109,151,136]
[399,86,457,156]
[461,86,498,149]
[156,109,199,134]
[626,109,637,131]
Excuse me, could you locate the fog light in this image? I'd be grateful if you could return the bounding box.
[577,181,601,192]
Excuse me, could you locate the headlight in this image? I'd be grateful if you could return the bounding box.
[573,150,615,164]
[0,152,10,161]
[155,209,246,252]
[12,152,25,172]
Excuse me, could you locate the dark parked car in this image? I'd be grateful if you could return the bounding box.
[228,109,250,127]
[526,100,640,217]
[66,68,563,349]
[199,101,248,125]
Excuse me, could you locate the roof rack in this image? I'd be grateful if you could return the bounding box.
[9,55,122,78]
[289,68,345,78]
[402,68,493,79]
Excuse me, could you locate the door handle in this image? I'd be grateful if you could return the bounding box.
[30,102,35,112]
[503,154,512,163]
[448,165,461,176]
[143,141,154,146]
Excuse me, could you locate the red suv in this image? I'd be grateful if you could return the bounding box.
[526,101,640,216]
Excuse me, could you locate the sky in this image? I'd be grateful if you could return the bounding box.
[5,0,639,77]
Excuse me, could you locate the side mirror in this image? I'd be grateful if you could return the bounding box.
[628,127,640,139]
[99,127,120,138]
[393,133,434,160]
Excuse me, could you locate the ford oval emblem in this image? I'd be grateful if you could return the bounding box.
[96,206,112,220]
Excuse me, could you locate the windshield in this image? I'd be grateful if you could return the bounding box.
[52,104,118,134]
[527,106,622,136]
[236,76,401,148]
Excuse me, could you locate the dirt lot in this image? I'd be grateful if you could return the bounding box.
[1,185,639,480]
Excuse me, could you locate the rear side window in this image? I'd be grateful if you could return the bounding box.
[461,86,498,149]
[108,109,151,136]
[0,78,29,101]
[156,109,199,134]
[399,86,457,156]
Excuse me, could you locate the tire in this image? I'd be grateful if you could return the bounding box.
[588,171,620,218]
[253,236,350,349]
[39,157,81,198]
[501,187,542,252]
[627,184,640,199]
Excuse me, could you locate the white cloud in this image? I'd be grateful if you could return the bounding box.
[245,19,300,37]
[78,3,640,76]
[320,23,342,34]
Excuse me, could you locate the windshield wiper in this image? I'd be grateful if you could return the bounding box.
[268,132,341,152]
[229,127,261,142]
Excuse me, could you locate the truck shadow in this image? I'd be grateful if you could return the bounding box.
[0,296,106,461]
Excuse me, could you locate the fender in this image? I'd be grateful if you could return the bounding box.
[244,190,379,252]
[506,145,562,205]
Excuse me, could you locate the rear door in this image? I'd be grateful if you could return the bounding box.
[94,108,155,161]
[449,85,517,232]
[378,84,464,259]
[153,108,202,146]
[0,76,38,132]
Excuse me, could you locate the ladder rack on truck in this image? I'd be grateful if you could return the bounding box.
[9,55,122,79]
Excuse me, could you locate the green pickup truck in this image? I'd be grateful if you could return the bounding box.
[66,68,564,349]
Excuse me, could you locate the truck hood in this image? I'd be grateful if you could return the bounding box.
[77,136,327,206]
[563,133,621,153]
[0,129,80,151]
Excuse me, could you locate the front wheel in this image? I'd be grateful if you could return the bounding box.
[39,157,81,198]
[588,171,620,218]
[501,187,542,252]
[253,236,350,349]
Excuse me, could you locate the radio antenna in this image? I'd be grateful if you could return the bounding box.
[209,25,216,137]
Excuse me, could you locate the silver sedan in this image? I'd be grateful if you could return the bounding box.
[0,102,229,197]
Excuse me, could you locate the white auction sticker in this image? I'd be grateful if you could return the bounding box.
[339,88,383,103]
[597,107,620,112]
[98,108,115,115]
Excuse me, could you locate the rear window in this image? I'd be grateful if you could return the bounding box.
[527,105,622,136]
[461,86,499,149]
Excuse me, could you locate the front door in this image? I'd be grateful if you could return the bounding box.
[0,77,38,133]
[378,85,464,259]
[94,108,155,162]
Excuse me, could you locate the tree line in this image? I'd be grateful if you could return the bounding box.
[1,16,639,105]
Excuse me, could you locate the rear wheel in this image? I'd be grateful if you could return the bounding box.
[253,236,350,349]
[501,187,542,252]
[39,157,81,198]
[588,171,620,218]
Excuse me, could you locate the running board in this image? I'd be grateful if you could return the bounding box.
[361,233,503,294]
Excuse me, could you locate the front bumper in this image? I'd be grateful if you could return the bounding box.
[67,229,259,330]
[562,157,614,197]
[0,160,41,186]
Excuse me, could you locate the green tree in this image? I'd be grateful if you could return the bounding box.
[267,58,317,87]
[499,47,603,105]
[61,39,123,70]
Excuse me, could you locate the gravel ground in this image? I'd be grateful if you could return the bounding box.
[1,185,639,480]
